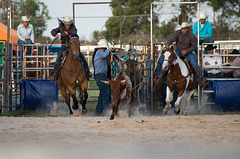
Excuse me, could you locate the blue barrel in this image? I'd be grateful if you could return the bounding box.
[20,79,58,112]
[213,80,240,111]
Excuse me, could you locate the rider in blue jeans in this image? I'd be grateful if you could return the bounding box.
[155,22,208,107]
[49,17,91,81]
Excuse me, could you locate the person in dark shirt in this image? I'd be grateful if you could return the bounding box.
[49,17,91,81]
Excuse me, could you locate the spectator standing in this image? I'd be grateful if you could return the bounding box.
[93,39,114,116]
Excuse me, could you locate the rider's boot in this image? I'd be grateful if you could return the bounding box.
[191,65,208,87]
[154,69,168,86]
[85,68,92,81]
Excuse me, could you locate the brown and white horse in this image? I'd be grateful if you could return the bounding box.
[162,47,197,115]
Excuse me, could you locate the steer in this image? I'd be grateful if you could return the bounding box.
[101,71,132,120]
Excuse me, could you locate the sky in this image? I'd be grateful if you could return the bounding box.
[40,0,211,41]
[40,0,113,40]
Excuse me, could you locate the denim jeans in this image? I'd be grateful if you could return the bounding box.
[79,52,90,72]
[95,75,111,115]
[18,39,33,55]
[53,45,68,74]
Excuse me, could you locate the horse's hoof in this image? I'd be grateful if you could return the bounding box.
[110,115,115,120]
[174,108,180,114]
[162,109,167,114]
[182,111,187,116]
[72,104,79,110]
[82,109,87,114]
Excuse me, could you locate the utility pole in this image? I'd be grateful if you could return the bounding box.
[4,0,11,113]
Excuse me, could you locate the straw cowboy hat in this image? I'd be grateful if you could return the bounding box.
[180,22,192,29]
[205,44,217,51]
[21,15,30,22]
[200,13,207,19]
[62,17,73,25]
[96,39,112,48]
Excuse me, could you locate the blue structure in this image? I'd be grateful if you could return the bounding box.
[20,80,58,112]
[213,80,240,111]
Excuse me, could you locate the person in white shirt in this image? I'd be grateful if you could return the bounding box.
[17,15,34,55]
[203,44,222,101]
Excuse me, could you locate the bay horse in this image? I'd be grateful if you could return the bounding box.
[162,46,197,115]
[57,36,88,115]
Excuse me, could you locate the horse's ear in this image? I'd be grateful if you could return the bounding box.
[170,45,174,51]
[69,35,72,39]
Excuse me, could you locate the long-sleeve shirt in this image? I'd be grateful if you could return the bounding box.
[193,21,212,41]
[17,23,34,43]
[166,30,197,54]
[93,49,111,74]
[51,23,78,44]
[203,52,222,74]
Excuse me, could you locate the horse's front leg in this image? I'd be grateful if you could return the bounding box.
[68,88,79,110]
[174,90,185,114]
[163,87,173,114]
[58,85,73,115]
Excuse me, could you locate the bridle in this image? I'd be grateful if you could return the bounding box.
[59,36,84,84]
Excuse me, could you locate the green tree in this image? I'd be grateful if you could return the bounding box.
[102,0,162,43]
[0,0,51,43]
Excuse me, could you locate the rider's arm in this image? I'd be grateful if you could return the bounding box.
[51,27,61,37]
[166,30,178,46]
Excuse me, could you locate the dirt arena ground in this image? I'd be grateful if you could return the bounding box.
[0,113,239,159]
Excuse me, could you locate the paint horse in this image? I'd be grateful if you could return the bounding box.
[162,46,197,115]
[57,36,88,115]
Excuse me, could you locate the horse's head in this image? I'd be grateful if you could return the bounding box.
[162,46,177,70]
[69,36,80,60]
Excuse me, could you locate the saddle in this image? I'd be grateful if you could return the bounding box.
[178,55,194,75]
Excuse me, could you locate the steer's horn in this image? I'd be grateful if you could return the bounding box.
[101,80,110,85]
[121,79,128,84]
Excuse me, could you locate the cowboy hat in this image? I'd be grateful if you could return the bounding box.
[205,44,217,51]
[200,13,207,19]
[21,15,30,22]
[96,39,112,48]
[180,22,192,29]
[62,17,73,25]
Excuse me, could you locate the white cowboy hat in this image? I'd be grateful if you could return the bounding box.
[62,17,73,25]
[21,15,30,22]
[180,22,192,29]
[96,39,112,48]
[200,13,207,19]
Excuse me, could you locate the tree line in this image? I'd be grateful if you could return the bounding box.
[1,0,239,44]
